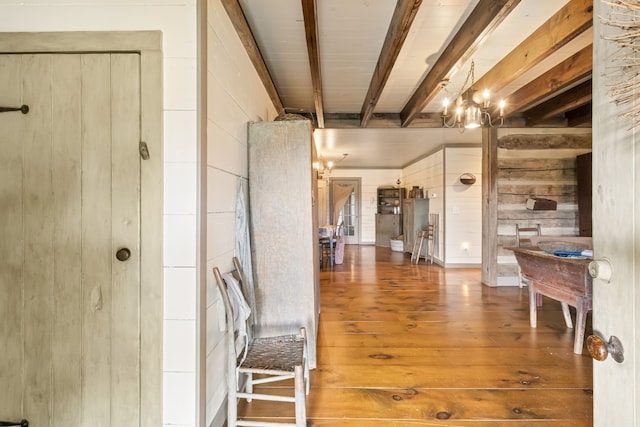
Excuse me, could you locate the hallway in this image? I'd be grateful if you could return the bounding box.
[240,245,593,425]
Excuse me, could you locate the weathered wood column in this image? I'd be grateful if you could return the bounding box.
[482,126,499,286]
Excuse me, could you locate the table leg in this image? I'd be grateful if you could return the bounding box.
[573,296,590,354]
[561,303,573,329]
[529,285,538,328]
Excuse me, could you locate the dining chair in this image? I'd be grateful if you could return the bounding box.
[213,257,309,427]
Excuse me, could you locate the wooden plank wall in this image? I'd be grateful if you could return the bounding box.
[495,132,592,286]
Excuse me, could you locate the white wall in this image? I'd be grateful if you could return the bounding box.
[330,169,401,244]
[403,150,445,262]
[206,0,278,425]
[444,146,482,265]
[0,2,198,426]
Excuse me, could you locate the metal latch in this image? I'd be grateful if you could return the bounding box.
[139,141,150,160]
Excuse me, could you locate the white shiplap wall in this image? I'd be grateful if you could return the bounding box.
[402,147,482,266]
[402,150,444,262]
[444,146,482,266]
[329,169,401,244]
[206,1,278,425]
[0,2,198,426]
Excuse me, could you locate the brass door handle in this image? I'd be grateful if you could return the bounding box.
[587,334,624,363]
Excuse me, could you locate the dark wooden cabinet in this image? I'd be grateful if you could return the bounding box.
[576,152,592,237]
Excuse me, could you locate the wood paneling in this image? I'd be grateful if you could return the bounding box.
[235,245,593,425]
[493,131,592,285]
[0,54,24,421]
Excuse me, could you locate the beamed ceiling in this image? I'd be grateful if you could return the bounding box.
[222,0,594,169]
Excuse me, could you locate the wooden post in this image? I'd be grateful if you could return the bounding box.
[482,126,499,286]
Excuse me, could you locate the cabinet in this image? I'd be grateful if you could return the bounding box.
[375,187,405,246]
[248,120,320,368]
[377,187,405,214]
[376,214,402,247]
[403,198,429,253]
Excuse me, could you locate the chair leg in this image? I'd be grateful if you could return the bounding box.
[411,237,419,263]
[245,372,253,402]
[227,370,238,427]
[517,266,524,288]
[415,236,425,264]
[294,364,306,427]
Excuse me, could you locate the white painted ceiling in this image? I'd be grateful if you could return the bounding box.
[237,0,592,169]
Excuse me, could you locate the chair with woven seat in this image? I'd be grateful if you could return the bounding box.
[214,257,309,427]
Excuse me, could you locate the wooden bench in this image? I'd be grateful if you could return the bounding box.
[510,247,593,355]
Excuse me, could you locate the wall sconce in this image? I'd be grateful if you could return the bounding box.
[459,173,476,185]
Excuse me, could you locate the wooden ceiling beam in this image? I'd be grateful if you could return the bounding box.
[359,0,422,128]
[503,44,592,116]
[524,79,592,126]
[399,0,522,127]
[566,103,592,127]
[301,0,325,128]
[221,0,284,115]
[463,0,593,104]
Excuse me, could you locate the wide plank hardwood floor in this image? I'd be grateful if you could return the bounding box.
[238,245,593,426]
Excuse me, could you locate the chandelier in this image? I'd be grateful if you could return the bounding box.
[441,60,505,131]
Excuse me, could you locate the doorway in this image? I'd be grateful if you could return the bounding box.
[330,178,360,244]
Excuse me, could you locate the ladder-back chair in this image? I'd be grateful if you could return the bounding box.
[411,223,435,264]
[213,257,309,427]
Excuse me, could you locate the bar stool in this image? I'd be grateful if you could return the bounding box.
[411,225,434,264]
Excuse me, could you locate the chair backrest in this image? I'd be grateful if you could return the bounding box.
[515,224,541,247]
[213,257,255,358]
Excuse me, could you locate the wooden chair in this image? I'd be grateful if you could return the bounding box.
[515,224,541,288]
[411,224,435,264]
[320,223,343,267]
[213,257,309,427]
[515,224,573,328]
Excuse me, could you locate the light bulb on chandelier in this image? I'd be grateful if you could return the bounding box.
[441,60,505,131]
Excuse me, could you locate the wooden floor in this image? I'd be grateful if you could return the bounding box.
[239,245,593,426]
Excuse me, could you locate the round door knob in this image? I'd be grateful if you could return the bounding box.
[587,334,624,363]
[588,258,613,283]
[116,248,131,262]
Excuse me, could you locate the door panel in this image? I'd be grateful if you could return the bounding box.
[593,2,639,424]
[0,53,25,422]
[0,52,141,426]
[51,53,83,427]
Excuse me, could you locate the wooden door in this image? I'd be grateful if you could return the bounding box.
[593,2,640,424]
[331,178,360,244]
[0,53,142,426]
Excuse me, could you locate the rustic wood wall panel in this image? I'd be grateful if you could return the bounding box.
[0,55,25,420]
[495,132,592,285]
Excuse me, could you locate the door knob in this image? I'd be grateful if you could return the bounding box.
[588,258,613,283]
[587,334,624,363]
[115,248,131,262]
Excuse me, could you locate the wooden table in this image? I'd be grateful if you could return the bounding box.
[510,247,593,354]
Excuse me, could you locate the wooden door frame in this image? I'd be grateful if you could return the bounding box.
[0,32,164,426]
